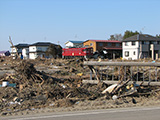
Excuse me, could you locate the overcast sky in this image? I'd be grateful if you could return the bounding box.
[0,0,160,51]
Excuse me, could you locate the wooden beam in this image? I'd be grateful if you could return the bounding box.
[82,80,160,86]
[84,61,160,67]
[88,65,100,82]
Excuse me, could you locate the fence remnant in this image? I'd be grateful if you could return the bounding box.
[83,61,160,86]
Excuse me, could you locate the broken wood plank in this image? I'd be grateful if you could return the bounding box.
[84,61,160,67]
[111,78,131,95]
[88,65,100,82]
[82,80,160,86]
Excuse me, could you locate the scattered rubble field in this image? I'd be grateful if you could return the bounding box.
[0,57,160,116]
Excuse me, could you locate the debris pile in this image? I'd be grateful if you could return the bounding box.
[88,65,160,99]
[0,59,160,116]
[0,61,103,115]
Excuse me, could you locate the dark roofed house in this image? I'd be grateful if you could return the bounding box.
[123,34,160,42]
[29,42,56,46]
[122,34,160,60]
[14,44,29,48]
[29,42,60,59]
[65,40,84,48]
[0,51,10,57]
[10,43,29,58]
[10,42,61,59]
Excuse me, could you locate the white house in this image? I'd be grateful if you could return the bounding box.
[29,42,58,59]
[122,34,160,60]
[22,48,29,59]
[10,44,29,59]
[65,41,84,48]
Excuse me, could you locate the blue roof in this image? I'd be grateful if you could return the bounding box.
[69,41,84,44]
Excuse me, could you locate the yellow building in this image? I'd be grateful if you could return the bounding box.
[83,40,121,52]
[83,39,122,59]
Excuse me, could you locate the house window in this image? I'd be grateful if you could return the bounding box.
[158,41,160,45]
[84,45,89,47]
[37,47,42,51]
[90,43,93,46]
[133,51,136,55]
[108,43,112,46]
[125,42,129,46]
[150,41,153,44]
[99,43,103,46]
[116,43,120,47]
[132,41,136,46]
[149,41,155,44]
[125,51,129,57]
[142,41,148,45]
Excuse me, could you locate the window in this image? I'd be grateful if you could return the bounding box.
[85,45,89,47]
[125,51,129,57]
[37,47,42,51]
[133,51,136,55]
[142,41,148,45]
[150,41,154,44]
[108,43,112,46]
[99,43,103,46]
[132,41,136,45]
[90,43,93,46]
[125,42,129,46]
[116,43,120,47]
[158,41,160,45]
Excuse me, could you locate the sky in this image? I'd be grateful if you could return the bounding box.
[0,0,160,51]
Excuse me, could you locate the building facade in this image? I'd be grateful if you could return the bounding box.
[10,42,60,59]
[83,40,122,59]
[10,44,29,59]
[29,42,59,59]
[22,48,29,59]
[122,34,160,60]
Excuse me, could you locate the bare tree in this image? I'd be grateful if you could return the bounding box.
[8,36,18,59]
[109,34,123,41]
[114,34,123,41]
[109,35,116,40]
[45,44,62,58]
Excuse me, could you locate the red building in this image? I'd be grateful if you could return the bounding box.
[62,47,93,58]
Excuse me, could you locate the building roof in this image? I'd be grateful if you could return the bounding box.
[84,40,121,43]
[123,34,160,42]
[69,41,84,43]
[65,40,84,45]
[13,44,29,48]
[30,42,58,46]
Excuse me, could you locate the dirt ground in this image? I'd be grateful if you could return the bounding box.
[0,57,160,116]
